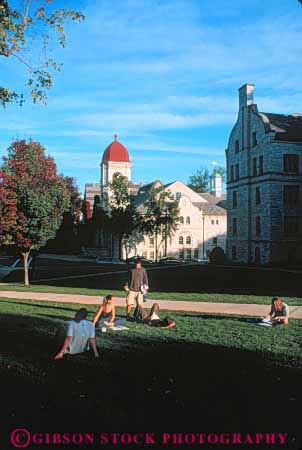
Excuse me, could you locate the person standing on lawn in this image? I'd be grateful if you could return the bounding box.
[54,308,99,359]
[124,258,149,318]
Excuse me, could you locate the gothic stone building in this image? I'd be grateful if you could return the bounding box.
[226,84,302,264]
[84,136,227,260]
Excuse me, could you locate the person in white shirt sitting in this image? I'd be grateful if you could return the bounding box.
[54,308,99,359]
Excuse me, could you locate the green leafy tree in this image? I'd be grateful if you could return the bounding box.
[142,187,179,261]
[0,0,84,107]
[187,167,210,193]
[108,174,141,259]
[188,166,226,193]
[0,139,70,285]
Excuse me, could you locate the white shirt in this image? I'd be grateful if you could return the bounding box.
[150,312,160,321]
[66,320,95,355]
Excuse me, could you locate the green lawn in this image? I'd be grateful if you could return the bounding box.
[0,296,301,439]
[1,283,302,305]
[0,297,301,370]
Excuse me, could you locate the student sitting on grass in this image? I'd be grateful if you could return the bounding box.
[262,297,289,326]
[54,308,99,359]
[93,295,125,328]
[144,303,176,329]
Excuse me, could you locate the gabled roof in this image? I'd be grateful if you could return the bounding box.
[258,112,302,142]
[193,202,227,216]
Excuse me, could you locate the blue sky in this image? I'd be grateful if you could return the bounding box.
[1,0,302,194]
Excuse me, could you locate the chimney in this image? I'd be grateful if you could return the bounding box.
[239,84,254,110]
[211,173,222,198]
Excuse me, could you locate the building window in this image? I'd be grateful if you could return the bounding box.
[255,187,261,205]
[175,192,182,200]
[284,155,299,174]
[235,140,239,153]
[233,218,237,236]
[254,247,261,264]
[284,185,299,207]
[186,216,190,225]
[235,164,239,180]
[231,246,237,260]
[211,219,215,225]
[185,248,191,260]
[253,157,257,176]
[142,251,147,259]
[231,165,234,182]
[186,236,191,245]
[256,216,261,237]
[213,237,218,245]
[179,236,184,245]
[179,249,184,259]
[232,191,237,208]
[193,248,199,259]
[252,132,257,147]
[179,216,184,224]
[259,155,263,175]
[149,237,154,246]
[216,220,219,225]
[150,251,155,260]
[284,217,299,236]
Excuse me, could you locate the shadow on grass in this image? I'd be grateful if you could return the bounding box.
[0,311,301,440]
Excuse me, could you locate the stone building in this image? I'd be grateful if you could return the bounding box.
[84,136,227,260]
[226,83,302,264]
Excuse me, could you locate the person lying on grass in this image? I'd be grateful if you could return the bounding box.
[93,295,125,328]
[264,297,289,325]
[142,303,176,329]
[54,308,99,359]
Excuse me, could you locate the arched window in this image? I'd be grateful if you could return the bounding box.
[186,236,191,245]
[179,216,184,224]
[186,216,190,224]
[179,236,184,245]
[255,247,261,264]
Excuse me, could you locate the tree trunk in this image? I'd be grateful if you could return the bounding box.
[119,235,123,260]
[155,232,158,262]
[22,251,30,287]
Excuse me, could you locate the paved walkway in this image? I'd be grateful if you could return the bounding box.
[0,290,302,318]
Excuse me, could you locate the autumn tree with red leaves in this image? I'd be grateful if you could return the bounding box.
[0,139,70,285]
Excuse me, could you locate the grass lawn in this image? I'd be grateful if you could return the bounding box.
[1,283,302,306]
[0,297,301,448]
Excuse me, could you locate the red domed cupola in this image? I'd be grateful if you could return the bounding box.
[102,134,130,163]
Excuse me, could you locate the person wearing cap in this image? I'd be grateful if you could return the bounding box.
[54,308,99,359]
[124,258,149,318]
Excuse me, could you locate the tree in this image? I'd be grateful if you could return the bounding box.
[142,187,179,261]
[187,167,210,193]
[188,166,226,193]
[108,174,141,260]
[0,0,84,107]
[0,139,70,285]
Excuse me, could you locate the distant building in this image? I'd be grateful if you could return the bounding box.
[130,178,226,261]
[84,183,101,212]
[84,136,227,260]
[226,83,302,264]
